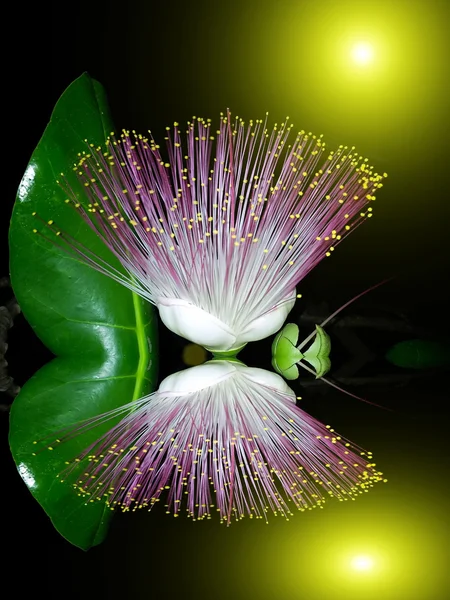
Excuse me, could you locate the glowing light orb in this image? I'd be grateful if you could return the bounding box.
[351,43,374,65]
[350,555,374,571]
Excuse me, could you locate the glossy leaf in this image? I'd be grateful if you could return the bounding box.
[9,74,158,550]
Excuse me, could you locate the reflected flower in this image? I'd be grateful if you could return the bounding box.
[52,360,385,523]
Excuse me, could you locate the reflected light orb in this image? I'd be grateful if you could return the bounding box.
[351,42,374,65]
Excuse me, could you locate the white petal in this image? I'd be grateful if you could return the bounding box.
[158,359,296,401]
[235,289,297,346]
[234,363,297,401]
[159,360,237,395]
[157,297,237,351]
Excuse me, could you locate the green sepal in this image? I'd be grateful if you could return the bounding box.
[302,325,331,378]
[211,344,247,359]
[271,323,303,379]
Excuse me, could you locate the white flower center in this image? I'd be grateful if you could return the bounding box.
[158,359,296,400]
[157,289,296,352]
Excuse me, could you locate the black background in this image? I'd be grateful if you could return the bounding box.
[1,1,449,599]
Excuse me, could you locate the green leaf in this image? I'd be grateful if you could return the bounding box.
[385,339,450,369]
[8,74,158,550]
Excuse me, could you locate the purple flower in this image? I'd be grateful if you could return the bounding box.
[55,360,385,523]
[54,113,386,352]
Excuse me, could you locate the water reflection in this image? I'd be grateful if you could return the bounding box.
[56,358,385,524]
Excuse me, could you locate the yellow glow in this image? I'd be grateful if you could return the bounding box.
[350,555,374,571]
[351,42,374,64]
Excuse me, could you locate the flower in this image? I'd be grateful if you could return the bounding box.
[52,360,385,523]
[53,113,387,352]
